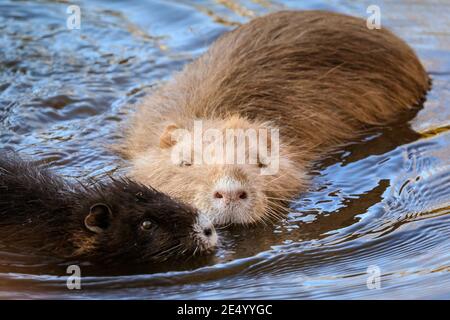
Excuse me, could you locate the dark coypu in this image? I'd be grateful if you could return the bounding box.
[0,154,217,264]
[119,10,430,225]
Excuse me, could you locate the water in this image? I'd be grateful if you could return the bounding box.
[0,0,449,299]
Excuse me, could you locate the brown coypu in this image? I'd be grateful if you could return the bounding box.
[118,10,430,226]
[0,154,217,264]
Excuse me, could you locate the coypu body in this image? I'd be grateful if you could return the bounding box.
[120,11,429,225]
[0,155,217,264]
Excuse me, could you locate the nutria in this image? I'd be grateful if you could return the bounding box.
[0,154,217,264]
[119,11,430,225]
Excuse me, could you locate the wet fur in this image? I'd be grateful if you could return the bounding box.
[119,11,430,224]
[0,154,211,264]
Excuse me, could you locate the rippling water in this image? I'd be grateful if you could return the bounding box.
[0,0,449,299]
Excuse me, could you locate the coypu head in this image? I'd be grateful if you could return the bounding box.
[73,179,217,263]
[129,116,307,225]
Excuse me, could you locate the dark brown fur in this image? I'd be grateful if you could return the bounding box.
[0,154,216,264]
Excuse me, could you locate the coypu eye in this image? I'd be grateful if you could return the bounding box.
[135,191,146,202]
[141,220,153,230]
[179,160,192,167]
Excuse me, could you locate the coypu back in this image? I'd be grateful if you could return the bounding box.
[190,10,430,146]
[126,10,429,159]
[0,154,77,256]
[0,154,70,223]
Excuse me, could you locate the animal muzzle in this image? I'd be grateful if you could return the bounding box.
[192,214,218,253]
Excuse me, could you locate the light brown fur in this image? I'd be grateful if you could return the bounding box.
[118,11,429,225]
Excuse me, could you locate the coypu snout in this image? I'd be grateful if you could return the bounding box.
[192,214,218,254]
[207,175,256,225]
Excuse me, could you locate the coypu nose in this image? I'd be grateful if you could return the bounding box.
[194,215,218,250]
[203,227,213,237]
[213,190,248,203]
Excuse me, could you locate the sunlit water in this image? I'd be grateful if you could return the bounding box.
[0,0,449,299]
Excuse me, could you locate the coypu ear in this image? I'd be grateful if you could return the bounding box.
[159,124,179,149]
[84,203,113,234]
